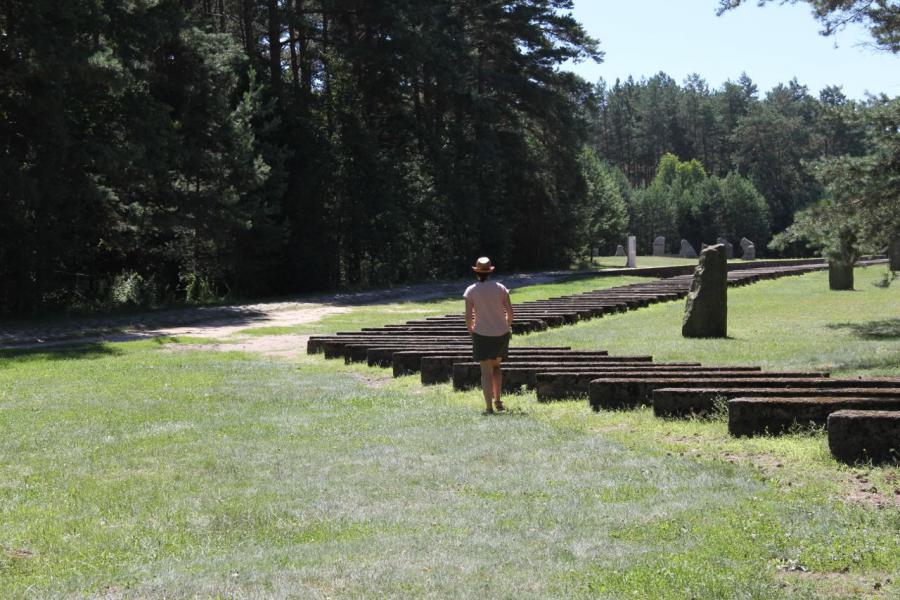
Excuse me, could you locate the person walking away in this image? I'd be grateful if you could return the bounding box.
[464,257,514,414]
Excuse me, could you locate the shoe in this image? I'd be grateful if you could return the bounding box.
[494,400,506,412]
[483,408,495,415]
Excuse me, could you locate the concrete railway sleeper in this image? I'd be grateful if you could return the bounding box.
[588,377,900,411]
[651,386,900,418]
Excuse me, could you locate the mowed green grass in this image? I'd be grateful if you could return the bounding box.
[0,267,898,598]
[588,255,705,269]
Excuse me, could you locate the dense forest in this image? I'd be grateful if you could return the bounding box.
[1,0,897,315]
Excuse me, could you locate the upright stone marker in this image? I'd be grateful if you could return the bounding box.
[679,239,697,258]
[829,260,854,290]
[626,235,637,268]
[614,244,626,257]
[682,244,727,338]
[889,238,900,272]
[740,237,756,260]
[652,236,666,256]
[716,236,734,259]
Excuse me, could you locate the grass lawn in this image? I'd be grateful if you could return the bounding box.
[1,267,898,598]
[587,255,703,269]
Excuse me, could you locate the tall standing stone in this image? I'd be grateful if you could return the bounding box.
[652,236,666,256]
[614,244,626,257]
[678,239,697,258]
[682,244,728,338]
[716,237,734,259]
[889,238,900,271]
[679,239,697,259]
[829,260,854,290]
[740,237,756,260]
[626,236,637,268]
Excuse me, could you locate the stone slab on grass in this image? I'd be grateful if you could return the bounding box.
[533,368,814,401]
[590,376,900,411]
[828,409,900,464]
[728,396,900,437]
[652,386,900,417]
[456,363,707,392]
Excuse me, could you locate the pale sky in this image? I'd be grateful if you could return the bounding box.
[564,0,899,99]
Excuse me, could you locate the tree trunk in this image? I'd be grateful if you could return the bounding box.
[828,260,854,290]
[287,21,300,92]
[241,0,255,58]
[296,0,313,96]
[266,0,281,97]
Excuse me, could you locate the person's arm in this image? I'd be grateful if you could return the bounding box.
[504,290,514,329]
[465,297,476,333]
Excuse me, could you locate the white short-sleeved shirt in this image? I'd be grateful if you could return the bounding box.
[463,281,511,337]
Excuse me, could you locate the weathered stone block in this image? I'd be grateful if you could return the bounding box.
[615,244,625,256]
[682,244,727,338]
[716,237,734,259]
[652,386,900,418]
[740,237,756,260]
[828,260,854,290]
[828,410,900,464]
[653,236,666,256]
[729,397,900,437]
[679,239,697,259]
[889,238,900,271]
[626,235,637,268]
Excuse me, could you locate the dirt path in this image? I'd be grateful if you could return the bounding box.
[0,302,350,358]
[0,271,571,356]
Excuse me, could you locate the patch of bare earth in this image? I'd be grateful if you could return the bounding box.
[846,470,900,509]
[349,372,393,388]
[777,569,895,599]
[161,304,350,358]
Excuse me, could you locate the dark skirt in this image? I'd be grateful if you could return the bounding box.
[471,332,511,361]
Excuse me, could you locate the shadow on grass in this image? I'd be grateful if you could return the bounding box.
[0,342,122,365]
[828,318,900,340]
[826,351,900,374]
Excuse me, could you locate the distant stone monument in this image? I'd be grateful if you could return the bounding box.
[626,235,637,268]
[652,236,666,256]
[716,237,734,259]
[829,260,854,290]
[682,244,728,338]
[615,244,625,256]
[740,237,756,260]
[651,236,666,256]
[679,239,697,259]
[889,238,900,272]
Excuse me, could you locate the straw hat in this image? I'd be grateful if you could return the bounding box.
[472,256,495,273]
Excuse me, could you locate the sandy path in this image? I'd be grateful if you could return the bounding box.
[1,271,572,354]
[0,302,350,358]
[154,304,350,358]
[0,270,580,360]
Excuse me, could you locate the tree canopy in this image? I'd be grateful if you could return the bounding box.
[718,1,900,53]
[0,1,895,315]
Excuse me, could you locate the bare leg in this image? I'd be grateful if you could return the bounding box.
[492,359,504,410]
[480,360,494,412]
